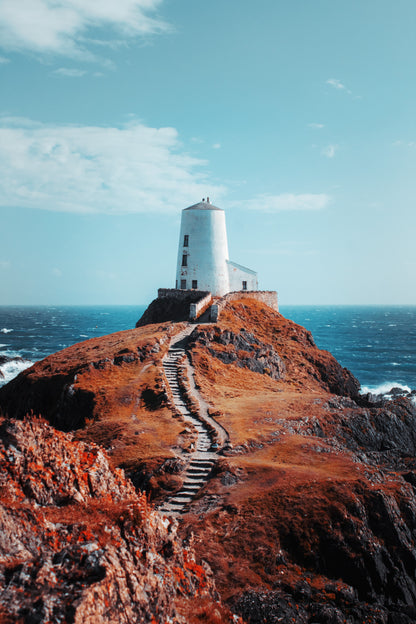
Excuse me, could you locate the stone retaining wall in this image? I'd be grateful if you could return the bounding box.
[189,293,213,321]
[212,291,278,320]
[158,288,210,301]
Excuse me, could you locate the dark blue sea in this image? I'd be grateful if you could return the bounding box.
[0,305,415,395]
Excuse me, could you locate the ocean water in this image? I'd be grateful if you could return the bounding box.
[0,305,146,387]
[281,306,416,395]
[0,305,415,395]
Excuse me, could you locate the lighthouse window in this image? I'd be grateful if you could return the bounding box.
[182,254,188,267]
[180,279,187,289]
[242,281,247,290]
[192,280,198,289]
[183,234,189,247]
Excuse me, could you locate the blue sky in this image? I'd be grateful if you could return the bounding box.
[0,0,415,305]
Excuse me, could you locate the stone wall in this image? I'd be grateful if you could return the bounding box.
[214,291,279,318]
[189,293,213,321]
[157,288,210,301]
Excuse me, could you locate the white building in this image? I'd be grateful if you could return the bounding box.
[175,198,258,296]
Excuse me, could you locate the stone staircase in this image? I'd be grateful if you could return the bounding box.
[158,326,217,514]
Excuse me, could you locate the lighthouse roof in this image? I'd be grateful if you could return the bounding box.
[184,200,223,211]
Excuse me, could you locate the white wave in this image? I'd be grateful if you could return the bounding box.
[360,382,412,396]
[79,334,88,338]
[0,344,9,348]
[0,358,33,386]
[1,328,13,334]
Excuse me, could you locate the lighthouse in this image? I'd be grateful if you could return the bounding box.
[175,198,258,296]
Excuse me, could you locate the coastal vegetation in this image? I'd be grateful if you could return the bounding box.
[1,298,416,622]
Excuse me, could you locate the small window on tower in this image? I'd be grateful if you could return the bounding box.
[192,280,198,289]
[182,254,188,267]
[242,281,247,290]
[183,234,189,247]
[180,279,187,289]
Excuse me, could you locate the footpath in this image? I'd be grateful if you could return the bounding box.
[158,325,228,515]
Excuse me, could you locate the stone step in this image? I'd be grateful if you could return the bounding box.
[184,479,207,487]
[185,470,209,477]
[181,482,202,489]
[164,502,186,510]
[189,461,214,468]
[168,497,192,505]
[186,471,211,478]
[181,482,201,490]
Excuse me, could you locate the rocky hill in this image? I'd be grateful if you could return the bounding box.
[0,417,236,623]
[1,296,416,623]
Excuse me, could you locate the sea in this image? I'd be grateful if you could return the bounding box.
[0,305,415,397]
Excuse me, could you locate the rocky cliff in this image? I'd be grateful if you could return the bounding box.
[0,417,236,623]
[1,297,416,623]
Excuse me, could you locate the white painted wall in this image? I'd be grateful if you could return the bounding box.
[175,200,258,296]
[227,260,258,291]
[176,202,230,296]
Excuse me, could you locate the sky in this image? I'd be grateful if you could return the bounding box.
[0,0,415,306]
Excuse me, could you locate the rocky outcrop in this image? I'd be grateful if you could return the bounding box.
[0,325,194,502]
[136,291,210,326]
[189,326,286,380]
[2,296,416,624]
[183,396,416,623]
[0,417,237,623]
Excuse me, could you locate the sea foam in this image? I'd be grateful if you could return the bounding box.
[1,328,13,334]
[360,382,412,396]
[0,358,33,387]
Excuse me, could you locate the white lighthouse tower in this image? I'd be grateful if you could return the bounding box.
[175,198,257,296]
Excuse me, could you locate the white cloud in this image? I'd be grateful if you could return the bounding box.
[239,193,331,212]
[212,143,221,149]
[0,260,10,269]
[0,116,225,214]
[52,67,87,77]
[0,0,168,60]
[326,78,350,92]
[52,267,63,277]
[308,123,324,129]
[0,55,10,63]
[393,139,416,148]
[322,144,338,158]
